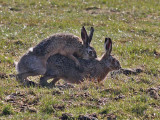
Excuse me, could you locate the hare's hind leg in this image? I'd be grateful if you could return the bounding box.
[16,72,37,86]
[17,68,46,87]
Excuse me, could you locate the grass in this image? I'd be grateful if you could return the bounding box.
[0,0,160,119]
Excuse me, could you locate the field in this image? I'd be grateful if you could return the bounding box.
[0,0,160,119]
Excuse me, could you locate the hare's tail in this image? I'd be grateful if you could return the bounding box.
[14,60,19,73]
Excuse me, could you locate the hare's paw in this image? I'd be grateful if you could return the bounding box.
[48,83,56,88]
[24,80,39,87]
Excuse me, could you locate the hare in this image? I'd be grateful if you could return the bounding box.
[40,38,121,87]
[16,26,97,86]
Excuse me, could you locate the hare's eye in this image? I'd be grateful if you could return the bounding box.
[113,58,115,62]
[88,51,92,55]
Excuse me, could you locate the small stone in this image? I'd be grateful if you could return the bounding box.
[5,95,15,102]
[106,113,117,120]
[78,115,98,120]
[114,94,125,100]
[28,107,37,113]
[60,113,74,120]
[52,90,63,95]
[147,87,159,99]
[0,72,8,79]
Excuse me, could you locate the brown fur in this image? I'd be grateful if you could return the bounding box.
[16,27,97,86]
[39,38,121,87]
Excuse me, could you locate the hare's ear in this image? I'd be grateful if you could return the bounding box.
[81,26,89,46]
[104,38,112,55]
[88,27,94,45]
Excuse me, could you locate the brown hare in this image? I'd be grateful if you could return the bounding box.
[16,26,97,86]
[40,38,121,87]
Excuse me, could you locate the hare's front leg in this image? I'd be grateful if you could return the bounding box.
[59,50,80,67]
[66,54,84,72]
[68,54,80,67]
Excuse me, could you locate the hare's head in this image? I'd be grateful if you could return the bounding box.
[103,38,121,71]
[81,26,97,59]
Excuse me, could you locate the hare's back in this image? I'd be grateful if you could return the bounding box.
[46,54,82,80]
[32,33,82,56]
[50,34,83,49]
[47,54,76,69]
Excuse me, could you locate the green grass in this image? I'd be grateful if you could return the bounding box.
[0,0,160,119]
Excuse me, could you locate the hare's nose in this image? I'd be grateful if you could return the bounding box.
[119,66,122,69]
[117,62,121,69]
[94,54,97,58]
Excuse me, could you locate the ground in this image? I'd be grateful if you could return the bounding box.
[0,0,160,119]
